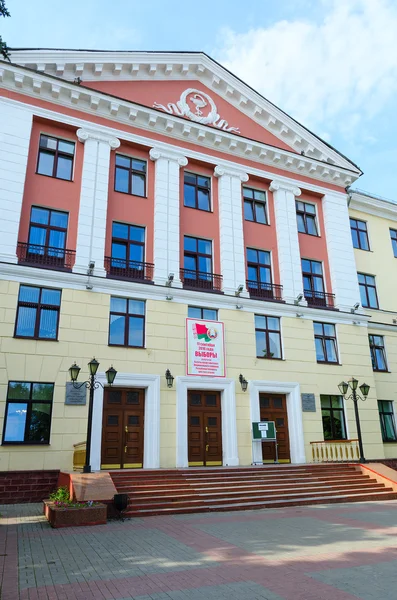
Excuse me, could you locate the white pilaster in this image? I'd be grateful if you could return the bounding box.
[322,192,362,311]
[73,128,120,277]
[149,147,187,287]
[0,100,33,263]
[270,180,304,303]
[214,165,249,296]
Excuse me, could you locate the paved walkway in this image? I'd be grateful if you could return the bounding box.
[1,501,397,600]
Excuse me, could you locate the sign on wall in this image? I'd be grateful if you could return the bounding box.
[301,393,316,412]
[186,318,226,377]
[65,382,87,405]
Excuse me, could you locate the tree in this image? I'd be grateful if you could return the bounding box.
[0,0,10,61]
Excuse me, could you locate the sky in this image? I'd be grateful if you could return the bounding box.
[3,0,397,199]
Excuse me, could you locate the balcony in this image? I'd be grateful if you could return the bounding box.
[180,268,223,292]
[304,290,336,309]
[310,439,360,463]
[247,280,283,302]
[17,242,75,271]
[105,257,154,283]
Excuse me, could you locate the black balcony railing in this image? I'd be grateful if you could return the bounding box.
[247,280,283,302]
[304,290,336,309]
[17,242,75,271]
[105,256,154,282]
[180,268,223,292]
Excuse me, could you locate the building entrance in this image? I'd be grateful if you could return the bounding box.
[188,391,222,466]
[259,393,290,463]
[101,388,145,469]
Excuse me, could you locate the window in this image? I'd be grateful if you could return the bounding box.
[350,218,369,250]
[109,297,145,347]
[302,259,325,300]
[243,188,267,224]
[184,236,212,276]
[28,206,68,258]
[369,335,388,371]
[15,285,61,340]
[314,323,338,363]
[188,307,218,320]
[378,401,397,442]
[2,382,54,444]
[255,315,282,359]
[358,273,378,308]
[390,229,397,257]
[37,134,75,181]
[111,222,145,270]
[184,172,211,211]
[247,248,272,288]
[296,201,318,235]
[320,396,346,440]
[114,155,146,197]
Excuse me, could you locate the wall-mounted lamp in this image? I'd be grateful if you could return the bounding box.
[165,369,174,388]
[235,284,244,297]
[166,273,174,287]
[294,293,303,305]
[350,302,360,313]
[239,374,248,392]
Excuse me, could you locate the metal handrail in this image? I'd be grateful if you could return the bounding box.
[105,256,154,282]
[17,242,75,270]
[246,280,283,301]
[180,268,223,292]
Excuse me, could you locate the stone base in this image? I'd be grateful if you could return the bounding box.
[43,500,107,528]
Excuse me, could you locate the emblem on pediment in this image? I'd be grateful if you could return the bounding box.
[153,88,240,133]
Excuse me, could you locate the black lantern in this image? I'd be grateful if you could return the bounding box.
[338,381,349,396]
[239,374,248,392]
[350,377,359,391]
[106,366,117,386]
[359,382,370,398]
[88,358,100,377]
[165,369,174,388]
[69,362,81,382]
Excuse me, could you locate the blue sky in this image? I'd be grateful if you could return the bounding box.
[3,0,397,199]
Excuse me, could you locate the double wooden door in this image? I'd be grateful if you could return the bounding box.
[188,391,222,466]
[259,393,290,463]
[101,388,145,469]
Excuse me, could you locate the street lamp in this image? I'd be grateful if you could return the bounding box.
[338,378,370,463]
[69,358,117,473]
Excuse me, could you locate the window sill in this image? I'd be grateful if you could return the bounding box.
[114,188,147,199]
[298,231,320,238]
[35,171,74,183]
[183,205,212,213]
[256,356,283,360]
[14,336,59,342]
[108,343,145,349]
[317,361,341,365]
[373,369,390,373]
[244,219,270,226]
[383,440,397,444]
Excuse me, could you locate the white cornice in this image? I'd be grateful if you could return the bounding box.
[3,55,361,181]
[349,191,397,222]
[0,261,371,326]
[0,91,354,196]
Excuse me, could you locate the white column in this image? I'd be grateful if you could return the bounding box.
[149,147,187,287]
[73,128,120,277]
[322,191,362,311]
[214,165,249,296]
[0,100,33,263]
[270,180,304,304]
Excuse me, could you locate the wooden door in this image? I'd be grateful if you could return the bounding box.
[101,388,145,469]
[259,394,290,463]
[188,391,222,466]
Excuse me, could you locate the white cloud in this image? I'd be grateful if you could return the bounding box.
[214,0,397,139]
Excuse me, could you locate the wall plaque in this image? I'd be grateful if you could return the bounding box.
[301,393,316,412]
[65,382,87,405]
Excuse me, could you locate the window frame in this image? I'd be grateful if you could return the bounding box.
[369,334,388,372]
[183,171,211,212]
[111,222,146,268]
[114,154,147,198]
[378,400,397,442]
[36,134,75,181]
[243,187,268,225]
[187,306,218,320]
[28,206,69,255]
[350,218,370,251]
[358,273,379,309]
[183,236,213,275]
[254,315,282,360]
[320,395,347,441]
[14,285,61,341]
[390,229,397,258]
[2,381,54,445]
[302,259,325,296]
[314,322,339,364]
[296,201,318,236]
[247,248,273,285]
[108,297,146,348]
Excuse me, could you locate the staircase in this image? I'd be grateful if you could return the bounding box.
[110,464,397,518]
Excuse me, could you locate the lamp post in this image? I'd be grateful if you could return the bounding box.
[338,378,370,463]
[69,358,117,473]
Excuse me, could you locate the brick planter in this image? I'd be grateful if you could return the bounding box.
[43,500,107,528]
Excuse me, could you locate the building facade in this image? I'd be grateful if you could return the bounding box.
[0,49,396,473]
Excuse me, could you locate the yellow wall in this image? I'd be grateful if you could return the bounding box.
[0,277,393,471]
